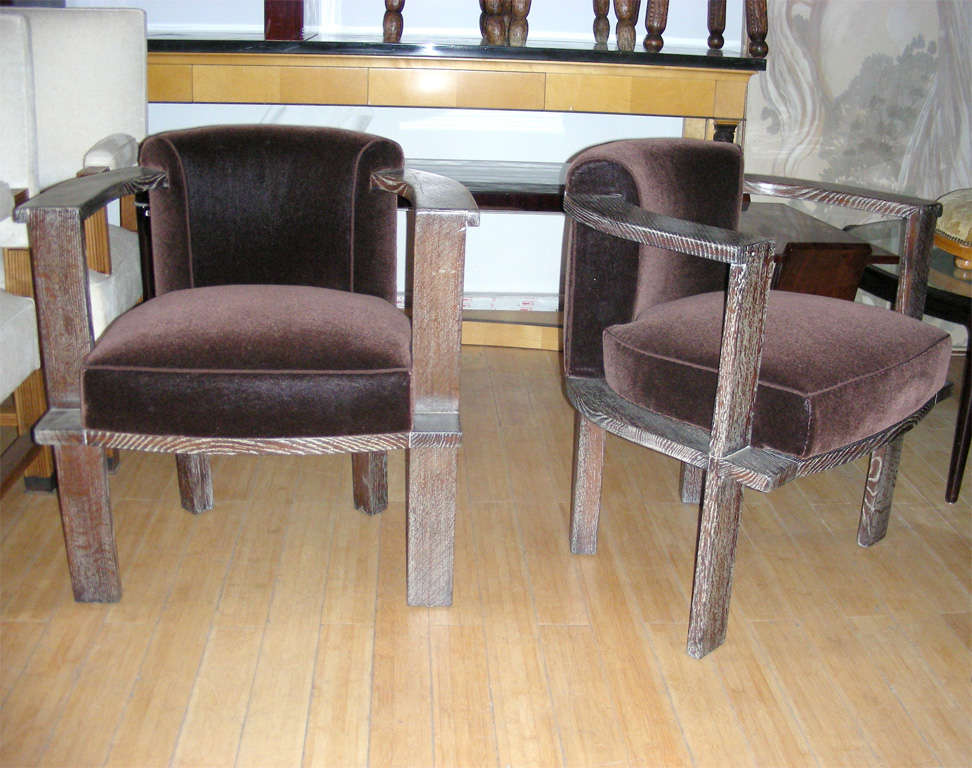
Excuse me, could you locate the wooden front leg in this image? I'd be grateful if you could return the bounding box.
[570,412,605,554]
[54,445,120,602]
[406,445,457,606]
[352,451,388,515]
[687,465,743,658]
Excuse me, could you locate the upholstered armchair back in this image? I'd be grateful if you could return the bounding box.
[140,125,404,302]
[562,138,744,378]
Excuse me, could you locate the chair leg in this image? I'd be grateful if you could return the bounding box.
[405,445,457,606]
[53,445,121,602]
[352,451,388,515]
[687,467,744,658]
[679,462,705,505]
[176,453,213,514]
[946,344,970,504]
[570,412,605,554]
[858,438,903,547]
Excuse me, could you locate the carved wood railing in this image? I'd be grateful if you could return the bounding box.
[382,0,768,57]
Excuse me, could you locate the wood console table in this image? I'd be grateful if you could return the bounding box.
[145,37,765,348]
[147,36,764,139]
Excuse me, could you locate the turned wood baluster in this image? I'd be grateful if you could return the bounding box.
[483,0,507,45]
[510,0,531,46]
[383,0,404,43]
[593,0,610,46]
[643,0,668,52]
[707,0,726,50]
[745,0,768,57]
[502,0,513,42]
[614,0,641,51]
[479,0,488,40]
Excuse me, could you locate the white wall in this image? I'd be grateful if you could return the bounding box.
[67,0,744,48]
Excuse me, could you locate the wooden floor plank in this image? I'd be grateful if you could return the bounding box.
[369,501,434,768]
[0,607,106,767]
[40,621,154,767]
[578,546,693,768]
[749,619,881,767]
[540,624,629,768]
[645,622,758,768]
[431,624,499,768]
[303,623,374,768]
[171,624,264,768]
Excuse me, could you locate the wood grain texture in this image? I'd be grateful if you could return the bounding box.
[406,445,457,606]
[565,191,775,265]
[679,461,704,503]
[33,407,461,454]
[53,445,119,602]
[858,439,902,546]
[0,348,967,766]
[707,0,727,49]
[352,451,388,515]
[643,0,670,52]
[569,412,605,554]
[147,51,759,121]
[175,453,213,514]
[83,207,112,275]
[744,0,768,57]
[2,247,32,297]
[687,465,744,657]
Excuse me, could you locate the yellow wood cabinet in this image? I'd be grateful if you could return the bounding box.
[147,51,756,124]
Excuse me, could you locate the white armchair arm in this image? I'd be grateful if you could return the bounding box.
[83,133,138,171]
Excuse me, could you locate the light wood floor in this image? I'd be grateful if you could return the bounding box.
[1,347,969,768]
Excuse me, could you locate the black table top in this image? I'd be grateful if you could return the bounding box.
[147,33,767,71]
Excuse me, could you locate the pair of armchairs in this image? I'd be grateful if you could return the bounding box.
[0,7,146,489]
[18,129,948,657]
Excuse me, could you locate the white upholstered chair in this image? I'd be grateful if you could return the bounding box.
[0,8,148,488]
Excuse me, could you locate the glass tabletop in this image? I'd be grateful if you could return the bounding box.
[846,220,972,300]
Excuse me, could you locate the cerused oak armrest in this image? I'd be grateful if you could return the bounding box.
[564,192,775,265]
[564,190,777,462]
[372,168,480,421]
[15,168,167,410]
[743,174,941,319]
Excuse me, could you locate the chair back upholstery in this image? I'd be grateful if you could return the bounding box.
[0,13,38,195]
[0,7,146,192]
[140,125,404,302]
[563,138,744,378]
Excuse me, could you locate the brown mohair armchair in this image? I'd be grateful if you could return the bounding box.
[562,138,951,658]
[16,125,478,608]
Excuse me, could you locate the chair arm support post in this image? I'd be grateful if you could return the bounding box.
[15,168,167,409]
[896,209,937,319]
[708,246,776,458]
[742,174,941,320]
[408,208,470,415]
[373,169,479,417]
[22,206,92,409]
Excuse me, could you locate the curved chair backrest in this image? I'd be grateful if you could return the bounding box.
[140,125,405,302]
[563,138,744,378]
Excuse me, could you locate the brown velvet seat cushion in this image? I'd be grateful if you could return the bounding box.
[82,285,412,438]
[603,291,951,458]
